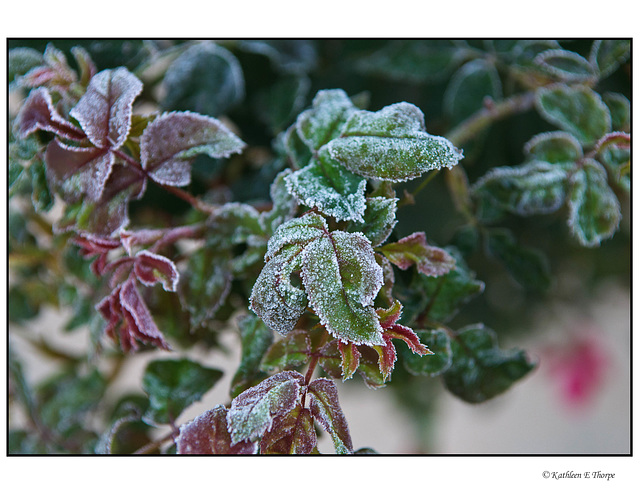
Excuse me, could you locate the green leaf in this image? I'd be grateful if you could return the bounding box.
[485,229,551,291]
[473,160,568,217]
[142,358,223,424]
[230,314,274,398]
[324,102,463,182]
[29,158,54,212]
[589,39,631,78]
[162,41,244,117]
[533,49,596,82]
[259,404,317,454]
[284,153,367,222]
[296,89,357,150]
[523,131,583,164]
[261,329,311,373]
[444,58,502,125]
[400,247,485,324]
[278,123,313,170]
[567,158,622,247]
[308,378,353,454]
[443,324,536,403]
[596,132,630,191]
[347,196,398,247]
[227,371,305,444]
[37,368,106,435]
[379,232,456,277]
[535,84,611,145]
[401,329,452,377]
[302,230,384,345]
[602,92,630,132]
[251,213,384,345]
[255,75,310,133]
[357,40,466,83]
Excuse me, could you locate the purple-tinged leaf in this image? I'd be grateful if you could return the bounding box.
[373,336,397,381]
[383,324,432,356]
[308,378,353,454]
[17,44,76,89]
[227,371,305,445]
[16,88,85,141]
[73,234,122,276]
[379,232,456,277]
[140,111,245,187]
[259,404,317,454]
[70,67,143,150]
[97,279,170,353]
[45,139,115,201]
[134,250,179,292]
[177,405,258,454]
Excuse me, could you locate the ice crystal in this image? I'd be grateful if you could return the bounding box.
[307,378,353,454]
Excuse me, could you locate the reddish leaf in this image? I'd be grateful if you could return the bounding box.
[18,44,76,89]
[384,324,432,356]
[73,234,122,276]
[45,139,115,201]
[379,232,456,277]
[140,111,246,187]
[97,279,170,353]
[134,250,179,292]
[373,336,397,381]
[69,67,143,150]
[375,299,403,328]
[308,378,353,454]
[177,405,258,454]
[259,404,317,454]
[16,88,85,141]
[338,341,361,380]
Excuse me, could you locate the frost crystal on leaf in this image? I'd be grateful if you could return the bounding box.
[307,378,353,454]
[140,111,246,187]
[133,250,179,292]
[324,102,463,182]
[70,67,143,150]
[16,87,85,141]
[177,405,258,454]
[226,371,305,445]
[379,232,456,277]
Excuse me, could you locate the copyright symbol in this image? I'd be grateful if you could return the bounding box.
[543,471,550,479]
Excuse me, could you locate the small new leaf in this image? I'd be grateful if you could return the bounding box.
[324,102,463,182]
[379,232,456,277]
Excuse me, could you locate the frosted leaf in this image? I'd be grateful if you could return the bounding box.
[97,279,170,353]
[324,102,463,182]
[70,46,97,86]
[250,246,309,336]
[16,87,85,141]
[379,232,456,277]
[259,404,317,454]
[567,158,621,247]
[70,67,142,149]
[347,196,397,247]
[226,370,305,445]
[140,111,246,187]
[533,49,596,82]
[177,405,258,454]
[45,139,115,201]
[595,132,630,191]
[284,153,367,222]
[230,314,274,398]
[523,131,583,164]
[473,160,569,217]
[301,231,384,345]
[263,213,326,260]
[134,250,179,292]
[602,92,630,132]
[307,378,353,454]
[589,40,631,79]
[296,89,356,150]
[535,84,611,145]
